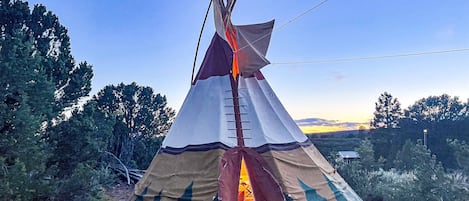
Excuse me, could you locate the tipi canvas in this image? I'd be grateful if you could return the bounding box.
[132,1,362,200]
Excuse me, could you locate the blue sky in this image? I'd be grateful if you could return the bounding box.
[26,0,469,125]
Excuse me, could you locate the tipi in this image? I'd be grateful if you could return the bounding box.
[132,1,362,200]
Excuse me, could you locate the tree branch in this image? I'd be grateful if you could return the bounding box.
[104,151,130,185]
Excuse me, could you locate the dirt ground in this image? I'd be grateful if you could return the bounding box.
[106,183,134,201]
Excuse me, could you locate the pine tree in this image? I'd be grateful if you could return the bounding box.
[371,92,402,129]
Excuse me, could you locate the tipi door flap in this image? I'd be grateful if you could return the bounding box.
[218,147,284,201]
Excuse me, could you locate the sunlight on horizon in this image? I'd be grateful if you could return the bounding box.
[300,123,370,134]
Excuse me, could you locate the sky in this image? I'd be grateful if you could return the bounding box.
[26,0,469,132]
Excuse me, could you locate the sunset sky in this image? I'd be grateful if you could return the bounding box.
[27,0,469,133]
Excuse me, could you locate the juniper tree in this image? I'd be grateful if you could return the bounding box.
[94,82,175,168]
[1,1,94,199]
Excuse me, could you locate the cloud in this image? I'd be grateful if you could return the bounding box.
[295,118,338,126]
[295,117,369,134]
[332,71,346,81]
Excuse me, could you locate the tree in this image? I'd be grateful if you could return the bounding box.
[371,92,402,129]
[335,139,384,198]
[338,139,467,200]
[447,139,469,174]
[393,140,449,200]
[1,1,93,117]
[1,1,94,199]
[48,101,115,177]
[355,138,383,171]
[48,101,115,200]
[94,82,175,168]
[445,139,469,200]
[394,140,417,171]
[405,94,466,123]
[0,29,54,200]
[463,101,469,118]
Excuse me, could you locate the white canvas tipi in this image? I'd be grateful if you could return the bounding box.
[132,1,362,200]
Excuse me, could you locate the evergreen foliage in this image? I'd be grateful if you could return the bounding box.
[48,101,115,177]
[370,93,469,169]
[404,94,467,123]
[0,24,54,201]
[313,92,468,199]
[336,139,468,200]
[370,92,402,129]
[54,163,112,201]
[335,139,384,199]
[94,82,175,168]
[340,92,469,199]
[448,139,469,174]
[406,141,448,200]
[1,0,93,117]
[1,1,109,200]
[355,138,384,171]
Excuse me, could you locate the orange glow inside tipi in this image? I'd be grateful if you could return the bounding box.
[238,158,255,201]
